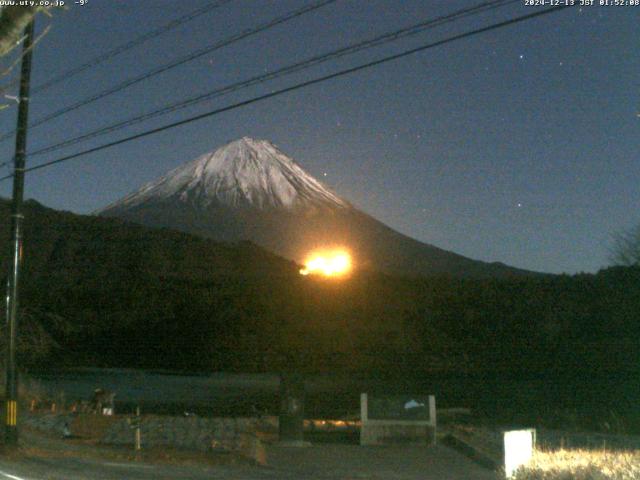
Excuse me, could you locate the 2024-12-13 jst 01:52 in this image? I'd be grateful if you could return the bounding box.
[525,0,639,6]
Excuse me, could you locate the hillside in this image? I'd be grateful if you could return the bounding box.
[1,198,640,431]
[0,197,301,368]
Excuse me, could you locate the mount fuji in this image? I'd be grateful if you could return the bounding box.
[98,137,532,278]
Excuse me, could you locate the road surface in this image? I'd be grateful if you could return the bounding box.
[0,444,499,480]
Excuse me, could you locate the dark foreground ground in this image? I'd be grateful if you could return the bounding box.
[0,429,499,480]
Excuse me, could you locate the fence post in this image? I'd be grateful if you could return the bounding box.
[429,395,437,445]
[135,406,141,451]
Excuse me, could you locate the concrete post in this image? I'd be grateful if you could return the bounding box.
[278,372,307,446]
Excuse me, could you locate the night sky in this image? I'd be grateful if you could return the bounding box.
[0,0,637,274]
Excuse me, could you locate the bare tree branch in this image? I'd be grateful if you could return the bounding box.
[0,23,50,78]
[0,7,40,57]
[610,225,640,267]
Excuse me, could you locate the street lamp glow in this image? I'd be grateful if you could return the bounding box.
[299,249,352,277]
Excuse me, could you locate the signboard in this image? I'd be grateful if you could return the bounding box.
[367,395,431,421]
[360,393,436,446]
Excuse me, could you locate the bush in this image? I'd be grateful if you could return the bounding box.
[513,449,640,480]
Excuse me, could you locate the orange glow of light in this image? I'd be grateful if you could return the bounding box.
[299,249,352,277]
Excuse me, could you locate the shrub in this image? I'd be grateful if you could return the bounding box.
[513,449,640,480]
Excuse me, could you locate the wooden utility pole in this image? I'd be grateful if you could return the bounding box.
[4,18,35,446]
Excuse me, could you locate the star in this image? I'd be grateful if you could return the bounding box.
[323,172,328,177]
[519,54,524,60]
[517,203,522,208]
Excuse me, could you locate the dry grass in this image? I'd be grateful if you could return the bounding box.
[513,448,640,480]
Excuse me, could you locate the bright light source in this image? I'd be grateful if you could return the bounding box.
[299,249,352,277]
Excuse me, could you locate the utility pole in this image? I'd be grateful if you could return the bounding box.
[4,18,35,446]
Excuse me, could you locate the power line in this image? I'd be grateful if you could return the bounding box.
[30,0,234,95]
[0,5,574,184]
[0,2,235,146]
[29,0,518,157]
[0,0,337,144]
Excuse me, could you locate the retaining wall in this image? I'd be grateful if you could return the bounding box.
[22,412,274,461]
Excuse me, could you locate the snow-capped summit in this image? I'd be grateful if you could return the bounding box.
[102,137,348,212]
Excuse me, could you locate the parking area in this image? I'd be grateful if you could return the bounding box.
[265,443,500,480]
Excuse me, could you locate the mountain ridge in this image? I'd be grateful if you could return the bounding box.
[99,137,540,278]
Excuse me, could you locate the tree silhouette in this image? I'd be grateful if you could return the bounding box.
[610,225,640,267]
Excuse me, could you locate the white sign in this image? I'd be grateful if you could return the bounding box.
[503,429,535,478]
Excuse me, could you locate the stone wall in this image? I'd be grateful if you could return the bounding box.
[23,412,73,435]
[101,415,259,450]
[23,412,274,463]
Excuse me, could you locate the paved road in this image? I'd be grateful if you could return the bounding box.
[0,444,499,480]
[267,444,500,480]
[0,456,278,480]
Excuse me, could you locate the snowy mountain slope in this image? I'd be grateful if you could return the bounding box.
[101,137,348,212]
[98,138,535,278]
